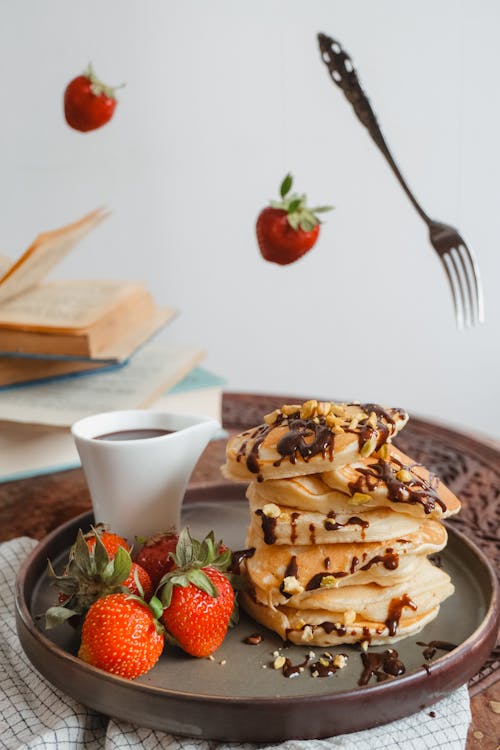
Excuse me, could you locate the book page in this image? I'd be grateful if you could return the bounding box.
[0,339,205,426]
[0,208,108,305]
[0,280,146,330]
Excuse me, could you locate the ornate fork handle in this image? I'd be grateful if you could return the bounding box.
[317,33,431,225]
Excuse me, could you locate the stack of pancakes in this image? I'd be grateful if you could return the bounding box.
[222,400,460,647]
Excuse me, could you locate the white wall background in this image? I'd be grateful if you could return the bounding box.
[1,0,499,438]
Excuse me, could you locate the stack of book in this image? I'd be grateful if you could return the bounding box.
[0,209,224,482]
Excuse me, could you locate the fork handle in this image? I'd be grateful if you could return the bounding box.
[317,33,431,225]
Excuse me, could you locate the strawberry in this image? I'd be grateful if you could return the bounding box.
[78,593,164,679]
[45,528,136,628]
[124,563,153,600]
[256,174,333,265]
[84,526,129,557]
[155,529,236,657]
[135,531,179,588]
[64,64,122,132]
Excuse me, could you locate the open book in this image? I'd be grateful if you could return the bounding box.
[0,209,175,359]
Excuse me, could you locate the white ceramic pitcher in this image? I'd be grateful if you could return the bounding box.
[71,409,220,543]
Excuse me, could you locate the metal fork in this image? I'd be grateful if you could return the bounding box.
[317,33,484,329]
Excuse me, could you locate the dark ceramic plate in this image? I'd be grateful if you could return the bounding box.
[15,484,499,742]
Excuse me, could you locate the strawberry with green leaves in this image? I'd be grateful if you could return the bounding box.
[45,528,150,628]
[64,64,122,132]
[78,593,164,679]
[256,174,333,265]
[153,529,236,658]
[135,531,179,588]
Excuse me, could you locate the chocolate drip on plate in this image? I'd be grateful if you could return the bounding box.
[358,648,406,686]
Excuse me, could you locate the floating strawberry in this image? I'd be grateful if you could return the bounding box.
[155,529,236,657]
[135,531,179,588]
[45,528,136,628]
[64,64,123,132]
[78,593,164,679]
[256,174,333,265]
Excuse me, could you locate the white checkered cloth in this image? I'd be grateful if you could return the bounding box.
[1,537,471,750]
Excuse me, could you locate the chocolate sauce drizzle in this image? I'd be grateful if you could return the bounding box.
[319,621,347,636]
[281,654,310,678]
[229,547,255,575]
[310,653,347,678]
[236,403,405,478]
[349,455,446,515]
[358,649,406,686]
[417,640,457,661]
[385,594,417,636]
[280,556,300,597]
[360,548,399,571]
[305,571,348,590]
[255,510,277,545]
[324,511,370,533]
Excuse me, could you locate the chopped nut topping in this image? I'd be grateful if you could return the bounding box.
[333,654,348,669]
[343,609,356,625]
[349,417,360,430]
[348,492,372,505]
[282,576,305,596]
[272,650,281,657]
[300,625,314,642]
[378,444,390,459]
[262,503,281,519]
[360,640,369,652]
[360,434,378,457]
[301,399,318,419]
[396,469,413,483]
[317,401,332,417]
[330,403,346,417]
[319,575,340,588]
[273,655,286,669]
[281,404,301,416]
[319,657,330,667]
[368,411,378,428]
[264,409,281,425]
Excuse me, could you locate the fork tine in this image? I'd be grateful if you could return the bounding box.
[442,253,465,330]
[450,247,474,328]
[458,243,485,324]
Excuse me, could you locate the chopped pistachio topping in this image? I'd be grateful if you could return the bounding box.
[349,492,372,505]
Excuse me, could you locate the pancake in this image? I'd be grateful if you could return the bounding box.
[247,483,422,544]
[240,562,453,645]
[322,445,461,519]
[243,521,447,601]
[240,590,441,646]
[222,401,408,482]
[248,555,425,607]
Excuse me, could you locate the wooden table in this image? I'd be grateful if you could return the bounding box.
[1,393,498,748]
